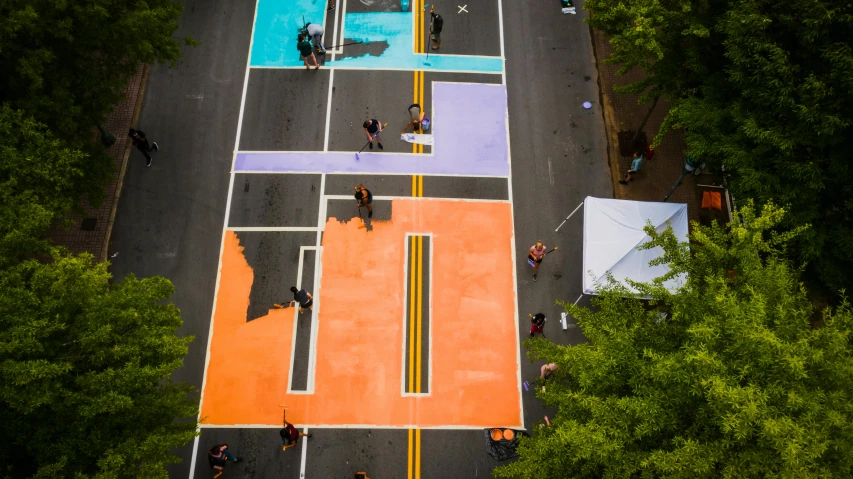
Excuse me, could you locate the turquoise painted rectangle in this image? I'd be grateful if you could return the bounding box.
[251,0,328,68]
[249,2,503,73]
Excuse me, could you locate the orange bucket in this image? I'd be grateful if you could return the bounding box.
[502,429,515,440]
[490,429,503,441]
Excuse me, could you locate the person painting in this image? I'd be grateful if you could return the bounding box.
[619,150,645,185]
[530,313,546,338]
[363,119,383,150]
[401,103,426,134]
[208,444,240,478]
[290,286,313,313]
[528,241,547,281]
[280,409,312,451]
[354,184,373,218]
[302,22,326,54]
[297,34,320,70]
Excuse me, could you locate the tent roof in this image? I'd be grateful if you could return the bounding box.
[582,197,688,295]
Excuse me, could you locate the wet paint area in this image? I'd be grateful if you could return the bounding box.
[201,197,521,428]
[236,82,510,176]
[250,0,503,72]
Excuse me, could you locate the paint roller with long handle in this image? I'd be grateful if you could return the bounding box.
[355,123,387,161]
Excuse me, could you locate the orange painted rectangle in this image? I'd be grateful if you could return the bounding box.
[201,199,521,427]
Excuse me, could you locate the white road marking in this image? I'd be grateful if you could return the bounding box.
[229,226,319,232]
[323,69,334,151]
[198,423,527,430]
[548,159,554,185]
[188,0,261,475]
[457,4,468,13]
[495,0,523,429]
[246,64,503,75]
[300,428,309,478]
[324,194,508,203]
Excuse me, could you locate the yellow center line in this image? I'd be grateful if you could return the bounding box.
[409,2,424,478]
[408,234,416,394]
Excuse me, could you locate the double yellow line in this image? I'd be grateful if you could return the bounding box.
[408,3,426,476]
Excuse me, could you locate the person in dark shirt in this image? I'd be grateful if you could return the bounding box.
[354,184,374,218]
[529,313,546,338]
[290,286,313,313]
[128,128,159,167]
[280,408,312,451]
[297,34,319,70]
[362,119,383,150]
[430,6,443,50]
[208,444,240,478]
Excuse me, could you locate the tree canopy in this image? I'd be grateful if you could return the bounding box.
[0,0,191,209]
[495,205,853,478]
[0,2,199,477]
[0,251,198,478]
[586,0,853,294]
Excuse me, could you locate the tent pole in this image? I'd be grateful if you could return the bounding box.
[555,201,585,232]
[573,294,584,306]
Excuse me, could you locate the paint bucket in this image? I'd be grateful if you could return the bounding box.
[502,429,515,440]
[490,428,504,441]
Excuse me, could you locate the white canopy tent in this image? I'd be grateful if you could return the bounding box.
[581,197,688,296]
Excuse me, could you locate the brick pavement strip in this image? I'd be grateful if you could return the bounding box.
[47,64,149,261]
[591,29,705,224]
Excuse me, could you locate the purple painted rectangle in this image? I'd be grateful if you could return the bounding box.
[235,83,510,177]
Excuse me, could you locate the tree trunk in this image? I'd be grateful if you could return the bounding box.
[631,95,660,145]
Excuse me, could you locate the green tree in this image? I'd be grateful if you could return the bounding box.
[0,105,90,263]
[586,0,853,293]
[495,204,853,478]
[0,0,192,206]
[584,0,722,122]
[0,251,198,478]
[665,0,853,293]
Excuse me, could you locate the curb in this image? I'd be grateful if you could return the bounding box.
[588,27,625,199]
[100,63,149,262]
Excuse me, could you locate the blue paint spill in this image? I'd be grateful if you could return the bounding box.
[250,2,502,73]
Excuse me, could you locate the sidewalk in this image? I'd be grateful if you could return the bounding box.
[592,30,712,226]
[47,65,148,261]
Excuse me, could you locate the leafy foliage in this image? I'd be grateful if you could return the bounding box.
[0,105,89,264]
[495,205,853,478]
[0,0,190,208]
[0,251,198,478]
[586,0,853,293]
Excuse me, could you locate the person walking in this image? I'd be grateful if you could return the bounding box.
[429,5,443,50]
[280,408,312,451]
[297,34,320,70]
[128,128,158,167]
[303,22,326,54]
[401,103,426,134]
[528,241,547,281]
[619,150,645,185]
[363,119,383,150]
[529,313,546,338]
[208,444,241,478]
[354,184,373,218]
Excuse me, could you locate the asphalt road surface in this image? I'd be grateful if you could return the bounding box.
[109,0,611,477]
